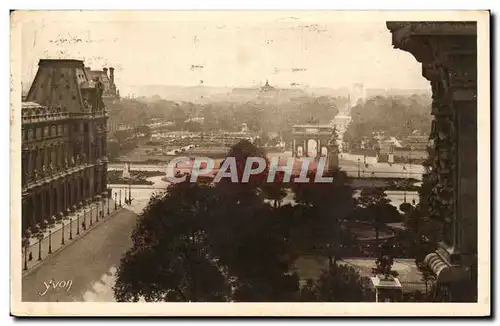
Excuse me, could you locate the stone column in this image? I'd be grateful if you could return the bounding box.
[292,139,296,157]
[52,144,57,171]
[47,186,53,219]
[22,197,27,232]
[69,179,74,209]
[59,182,64,215]
[27,195,34,230]
[39,189,45,225]
[102,164,108,194]
[27,150,33,183]
[35,148,41,173]
[102,136,107,158]
[32,193,37,228]
[82,172,87,200]
[60,143,64,168]
[387,22,477,301]
[21,149,27,187]
[62,180,68,215]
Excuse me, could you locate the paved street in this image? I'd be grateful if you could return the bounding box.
[22,207,139,302]
[21,175,164,302]
[23,200,119,272]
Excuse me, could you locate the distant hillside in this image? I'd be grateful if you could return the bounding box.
[124,84,355,104]
[124,85,230,103]
[122,84,430,106]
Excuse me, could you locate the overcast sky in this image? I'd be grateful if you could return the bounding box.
[20,12,431,95]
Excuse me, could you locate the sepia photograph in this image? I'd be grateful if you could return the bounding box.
[9,10,490,316]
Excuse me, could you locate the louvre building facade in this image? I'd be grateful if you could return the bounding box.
[21,59,109,234]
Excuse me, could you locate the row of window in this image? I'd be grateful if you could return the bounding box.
[22,121,104,142]
[22,125,68,142]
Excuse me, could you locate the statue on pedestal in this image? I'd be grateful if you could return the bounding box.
[122,163,131,179]
[326,126,340,172]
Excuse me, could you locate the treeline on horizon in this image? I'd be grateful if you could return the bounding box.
[343,95,432,148]
[107,93,431,145]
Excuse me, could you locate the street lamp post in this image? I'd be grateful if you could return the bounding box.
[96,196,100,222]
[69,216,73,240]
[48,229,52,254]
[101,196,104,217]
[49,216,56,253]
[119,190,122,206]
[114,192,117,210]
[107,193,110,214]
[38,237,42,261]
[76,212,80,235]
[35,224,43,261]
[89,202,93,227]
[83,205,87,230]
[22,230,30,270]
[61,219,65,245]
[357,158,360,177]
[23,239,28,270]
[128,184,132,204]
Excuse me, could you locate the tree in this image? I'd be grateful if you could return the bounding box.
[372,243,399,280]
[203,190,299,301]
[113,183,230,302]
[399,202,414,215]
[417,263,436,296]
[261,171,287,208]
[299,279,318,302]
[356,188,393,247]
[202,104,217,131]
[343,95,432,149]
[312,265,372,302]
[216,139,269,202]
[208,140,300,301]
[171,104,187,127]
[291,169,356,268]
[115,144,300,301]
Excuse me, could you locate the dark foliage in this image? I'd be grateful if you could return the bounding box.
[302,265,373,302]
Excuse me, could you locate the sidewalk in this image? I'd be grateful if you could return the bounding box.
[22,199,122,273]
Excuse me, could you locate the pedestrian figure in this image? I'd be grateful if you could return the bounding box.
[29,252,33,261]
[82,221,86,230]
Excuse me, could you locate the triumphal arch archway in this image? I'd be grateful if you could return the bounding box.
[291,124,340,170]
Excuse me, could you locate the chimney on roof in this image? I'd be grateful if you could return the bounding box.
[109,67,115,85]
[103,67,108,77]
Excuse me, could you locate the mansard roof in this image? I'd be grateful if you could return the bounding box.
[25,59,103,113]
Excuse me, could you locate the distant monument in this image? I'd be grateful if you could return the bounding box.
[122,163,131,179]
[327,126,340,171]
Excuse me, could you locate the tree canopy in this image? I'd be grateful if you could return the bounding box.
[343,95,432,148]
[113,140,425,302]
